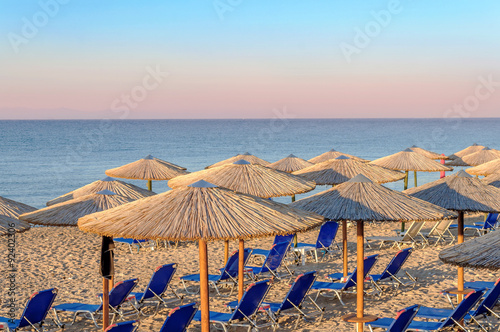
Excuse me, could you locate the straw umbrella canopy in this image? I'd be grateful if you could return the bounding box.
[467,158,500,177]
[460,147,500,167]
[290,174,456,331]
[105,155,189,191]
[483,173,500,188]
[205,152,270,169]
[439,230,500,271]
[445,157,471,167]
[404,170,500,301]
[169,160,316,198]
[46,177,156,206]
[448,143,485,160]
[0,215,31,236]
[0,196,37,219]
[78,180,325,332]
[308,148,368,164]
[292,156,406,185]
[369,148,452,189]
[409,145,450,160]
[19,190,135,226]
[267,154,314,173]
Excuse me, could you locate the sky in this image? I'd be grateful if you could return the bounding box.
[0,1,499,119]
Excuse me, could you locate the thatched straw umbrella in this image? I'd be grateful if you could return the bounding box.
[19,190,135,226]
[448,143,485,160]
[483,173,500,188]
[467,158,500,177]
[404,170,500,301]
[78,180,324,332]
[369,148,452,190]
[445,157,471,167]
[205,152,270,169]
[293,156,406,186]
[169,160,315,198]
[0,196,37,219]
[46,177,156,206]
[409,145,450,160]
[0,215,30,236]
[290,174,455,331]
[308,148,368,164]
[105,155,188,191]
[439,230,500,271]
[170,159,316,259]
[460,147,500,167]
[268,154,314,173]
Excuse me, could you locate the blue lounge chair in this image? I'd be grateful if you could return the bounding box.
[464,213,499,236]
[53,278,138,327]
[367,248,416,292]
[421,280,500,331]
[130,263,183,315]
[180,249,252,296]
[367,305,419,332]
[473,213,499,228]
[311,254,379,306]
[245,241,294,280]
[294,221,340,262]
[114,238,153,253]
[0,288,57,332]
[368,288,485,332]
[251,234,294,257]
[159,303,197,332]
[234,271,323,329]
[193,280,274,331]
[104,320,140,332]
[464,280,496,290]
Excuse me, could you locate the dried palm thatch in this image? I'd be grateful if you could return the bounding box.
[409,145,449,160]
[439,230,500,271]
[404,170,500,212]
[461,147,500,167]
[205,152,270,169]
[448,143,485,160]
[445,157,470,167]
[0,215,31,236]
[467,158,500,176]
[46,177,156,206]
[290,174,456,221]
[169,160,316,198]
[78,180,325,241]
[369,148,452,172]
[105,155,188,180]
[0,196,37,219]
[19,190,135,226]
[267,154,314,173]
[483,173,500,188]
[308,149,368,164]
[292,156,406,185]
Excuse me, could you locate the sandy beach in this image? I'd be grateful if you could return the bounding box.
[1,213,497,331]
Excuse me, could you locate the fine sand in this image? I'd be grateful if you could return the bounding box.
[1,213,498,331]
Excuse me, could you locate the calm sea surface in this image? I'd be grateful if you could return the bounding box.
[0,118,498,208]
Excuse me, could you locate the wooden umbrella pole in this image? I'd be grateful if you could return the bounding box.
[291,194,296,202]
[147,180,152,191]
[238,239,245,301]
[457,211,465,302]
[356,221,364,332]
[224,240,229,264]
[343,220,348,277]
[102,278,110,331]
[414,171,417,188]
[199,240,210,332]
[404,171,408,190]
